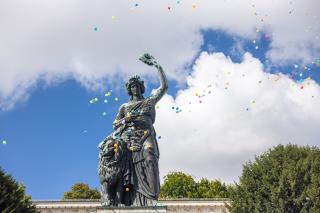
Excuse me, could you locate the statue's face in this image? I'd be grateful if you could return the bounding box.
[130,83,141,96]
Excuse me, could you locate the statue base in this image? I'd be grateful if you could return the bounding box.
[96,206,167,213]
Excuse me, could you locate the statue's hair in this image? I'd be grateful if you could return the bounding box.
[125,75,145,97]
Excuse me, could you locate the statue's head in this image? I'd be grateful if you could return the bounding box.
[126,75,145,98]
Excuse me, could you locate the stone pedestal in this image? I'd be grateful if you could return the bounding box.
[34,199,230,213]
[96,206,167,213]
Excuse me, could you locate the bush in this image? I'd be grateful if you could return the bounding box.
[160,171,198,198]
[228,144,320,213]
[160,171,228,199]
[63,183,101,199]
[196,178,229,198]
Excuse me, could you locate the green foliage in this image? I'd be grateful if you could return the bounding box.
[0,167,38,213]
[63,183,101,200]
[160,171,228,199]
[196,178,229,198]
[228,144,320,213]
[160,171,198,198]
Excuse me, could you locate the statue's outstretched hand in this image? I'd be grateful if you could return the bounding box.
[139,53,159,67]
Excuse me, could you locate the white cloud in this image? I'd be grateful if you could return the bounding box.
[0,0,319,109]
[155,52,320,183]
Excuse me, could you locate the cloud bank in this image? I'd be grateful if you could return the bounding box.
[0,0,319,109]
[156,52,320,183]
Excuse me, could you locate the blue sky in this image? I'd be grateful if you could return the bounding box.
[0,0,319,200]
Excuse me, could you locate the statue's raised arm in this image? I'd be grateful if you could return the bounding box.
[139,53,168,103]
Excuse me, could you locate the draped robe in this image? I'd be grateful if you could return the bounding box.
[113,86,166,206]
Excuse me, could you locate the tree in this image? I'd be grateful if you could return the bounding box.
[160,171,229,199]
[63,183,101,199]
[228,144,320,213]
[0,167,38,213]
[160,171,198,198]
[196,178,229,198]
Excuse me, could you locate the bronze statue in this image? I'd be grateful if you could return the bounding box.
[99,53,168,206]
